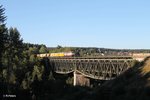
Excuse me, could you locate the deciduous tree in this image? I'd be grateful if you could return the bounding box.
[39,45,47,53]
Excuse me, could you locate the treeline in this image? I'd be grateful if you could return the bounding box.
[48,45,73,53]
[48,46,150,57]
[24,43,48,54]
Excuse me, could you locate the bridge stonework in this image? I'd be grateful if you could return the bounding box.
[48,57,134,86]
[74,71,90,86]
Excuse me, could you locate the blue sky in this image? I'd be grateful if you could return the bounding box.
[1,0,150,49]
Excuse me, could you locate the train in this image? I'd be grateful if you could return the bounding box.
[37,52,75,58]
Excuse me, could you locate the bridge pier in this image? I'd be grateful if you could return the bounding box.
[73,71,90,86]
[73,71,77,86]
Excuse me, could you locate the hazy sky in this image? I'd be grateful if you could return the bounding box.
[1,0,150,49]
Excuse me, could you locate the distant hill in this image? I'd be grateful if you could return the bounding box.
[48,46,150,53]
[47,46,150,57]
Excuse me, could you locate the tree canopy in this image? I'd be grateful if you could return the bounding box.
[0,5,6,24]
[39,45,48,53]
[0,5,7,68]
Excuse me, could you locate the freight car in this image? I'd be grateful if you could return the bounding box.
[37,52,74,58]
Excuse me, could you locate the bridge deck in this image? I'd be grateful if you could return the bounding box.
[49,56,133,59]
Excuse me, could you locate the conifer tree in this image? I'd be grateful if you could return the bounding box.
[0,5,7,69]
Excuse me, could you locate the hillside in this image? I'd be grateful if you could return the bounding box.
[48,46,150,57]
[95,57,150,100]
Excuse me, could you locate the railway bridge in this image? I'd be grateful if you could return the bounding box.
[47,56,134,86]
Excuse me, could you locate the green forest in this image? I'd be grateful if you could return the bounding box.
[1,5,150,100]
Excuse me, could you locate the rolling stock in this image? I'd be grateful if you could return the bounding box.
[37,52,74,57]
